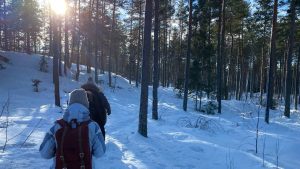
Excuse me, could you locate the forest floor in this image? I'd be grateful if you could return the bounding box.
[0,51,300,169]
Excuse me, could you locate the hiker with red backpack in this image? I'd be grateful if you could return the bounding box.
[39,89,106,169]
[81,77,111,140]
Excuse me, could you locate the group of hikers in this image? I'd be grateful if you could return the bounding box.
[39,77,111,169]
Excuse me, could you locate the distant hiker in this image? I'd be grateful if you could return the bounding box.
[39,89,106,169]
[81,77,111,140]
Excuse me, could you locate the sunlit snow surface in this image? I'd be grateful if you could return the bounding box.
[0,51,299,169]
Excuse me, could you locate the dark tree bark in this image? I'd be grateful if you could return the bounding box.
[138,0,152,137]
[26,32,31,54]
[94,0,100,83]
[75,0,81,81]
[217,0,225,113]
[296,46,300,108]
[183,0,193,111]
[260,20,268,104]
[86,0,94,74]
[58,20,62,76]
[100,0,106,74]
[238,22,244,100]
[152,0,160,120]
[136,0,142,88]
[64,9,69,75]
[129,2,134,85]
[284,0,296,118]
[265,0,278,123]
[53,15,61,107]
[108,0,116,87]
[3,0,8,50]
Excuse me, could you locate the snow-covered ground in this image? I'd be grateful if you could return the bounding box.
[0,51,299,169]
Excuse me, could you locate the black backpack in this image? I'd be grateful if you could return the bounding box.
[86,90,107,127]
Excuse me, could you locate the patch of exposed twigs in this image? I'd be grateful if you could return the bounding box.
[1,93,10,152]
[177,116,224,133]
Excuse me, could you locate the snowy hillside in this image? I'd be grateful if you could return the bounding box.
[0,51,300,169]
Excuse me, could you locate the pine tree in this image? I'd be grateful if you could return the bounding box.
[183,0,193,111]
[152,0,160,120]
[284,0,297,118]
[217,0,226,114]
[265,0,278,123]
[138,0,152,137]
[20,0,42,54]
[53,14,61,107]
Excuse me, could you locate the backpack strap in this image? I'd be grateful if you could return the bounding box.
[57,119,69,169]
[78,120,91,169]
[78,125,85,169]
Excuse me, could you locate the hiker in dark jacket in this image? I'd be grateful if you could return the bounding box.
[81,77,111,140]
[39,89,105,169]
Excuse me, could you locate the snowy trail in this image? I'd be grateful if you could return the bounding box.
[0,51,300,169]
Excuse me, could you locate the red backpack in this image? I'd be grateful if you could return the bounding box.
[55,119,92,169]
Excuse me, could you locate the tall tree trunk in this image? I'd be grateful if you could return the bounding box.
[100,0,106,74]
[177,1,184,90]
[284,0,296,118]
[183,0,193,111]
[260,19,268,104]
[281,43,288,101]
[238,22,244,100]
[296,46,300,107]
[129,2,134,85]
[53,15,61,107]
[58,20,62,76]
[3,0,8,50]
[136,0,142,88]
[26,32,31,54]
[265,0,278,123]
[33,34,37,53]
[152,0,160,120]
[249,41,255,98]
[217,0,225,113]
[75,0,81,81]
[86,0,94,74]
[229,24,234,98]
[138,0,152,137]
[94,0,100,83]
[64,9,69,75]
[108,0,116,87]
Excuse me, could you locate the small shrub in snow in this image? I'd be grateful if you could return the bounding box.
[200,100,218,115]
[261,98,278,109]
[174,88,183,98]
[177,116,223,133]
[32,79,42,92]
[39,56,48,72]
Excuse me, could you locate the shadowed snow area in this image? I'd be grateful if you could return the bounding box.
[0,51,299,169]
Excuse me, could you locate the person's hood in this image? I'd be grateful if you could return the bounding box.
[63,103,90,123]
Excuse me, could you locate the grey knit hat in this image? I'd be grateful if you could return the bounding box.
[69,89,89,109]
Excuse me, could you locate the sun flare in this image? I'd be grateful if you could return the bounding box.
[49,0,67,15]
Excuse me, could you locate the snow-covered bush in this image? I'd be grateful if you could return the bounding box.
[39,56,48,72]
[200,100,218,115]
